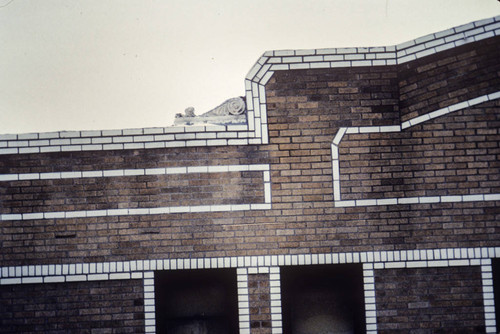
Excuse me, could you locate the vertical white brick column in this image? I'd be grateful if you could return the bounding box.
[363,263,378,334]
[269,267,283,334]
[237,268,251,334]
[143,272,156,333]
[481,261,497,333]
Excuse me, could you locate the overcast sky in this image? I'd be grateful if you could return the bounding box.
[1,0,499,134]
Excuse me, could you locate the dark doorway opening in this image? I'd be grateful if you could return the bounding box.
[154,268,239,334]
[281,264,366,334]
[492,259,500,329]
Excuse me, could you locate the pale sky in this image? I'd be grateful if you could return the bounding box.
[0,0,499,134]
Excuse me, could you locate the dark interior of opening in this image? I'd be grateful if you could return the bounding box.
[281,264,366,334]
[154,268,239,334]
[493,259,500,329]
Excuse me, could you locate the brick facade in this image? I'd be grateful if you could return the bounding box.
[1,16,499,333]
[375,266,485,333]
[0,279,144,333]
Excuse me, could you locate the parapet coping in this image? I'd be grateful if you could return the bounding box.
[331,91,500,207]
[1,15,499,155]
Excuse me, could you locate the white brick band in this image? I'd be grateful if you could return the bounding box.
[143,273,156,333]
[237,268,251,334]
[481,263,497,333]
[363,264,378,334]
[4,247,498,282]
[269,267,283,334]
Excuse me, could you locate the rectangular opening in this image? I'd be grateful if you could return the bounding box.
[281,264,366,334]
[154,268,239,334]
[493,259,500,329]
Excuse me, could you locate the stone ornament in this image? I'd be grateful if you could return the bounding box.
[175,97,247,125]
[202,97,246,116]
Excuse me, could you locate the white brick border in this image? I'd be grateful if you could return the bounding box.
[482,262,497,333]
[143,272,156,333]
[363,263,378,334]
[237,268,251,333]
[1,16,498,155]
[2,247,498,334]
[236,266,282,334]
[0,123,269,155]
[331,91,500,207]
[0,164,272,221]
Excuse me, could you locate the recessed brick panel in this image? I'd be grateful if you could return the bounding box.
[0,279,144,333]
[248,273,272,333]
[339,100,500,200]
[0,171,265,214]
[375,266,485,333]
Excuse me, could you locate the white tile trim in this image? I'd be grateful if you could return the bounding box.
[3,248,497,281]
[481,262,497,333]
[237,268,251,333]
[0,164,272,221]
[331,92,500,207]
[269,267,283,334]
[143,273,156,333]
[363,264,378,334]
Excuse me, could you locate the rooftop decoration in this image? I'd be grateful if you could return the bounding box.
[174,96,246,126]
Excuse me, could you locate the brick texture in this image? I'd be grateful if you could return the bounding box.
[0,279,144,333]
[340,100,500,200]
[399,37,500,122]
[248,273,272,333]
[375,266,486,333]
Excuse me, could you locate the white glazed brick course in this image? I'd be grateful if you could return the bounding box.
[4,248,497,280]
[0,164,272,221]
[332,91,500,207]
[0,123,266,155]
[363,264,378,334]
[482,263,497,333]
[269,267,283,334]
[143,273,156,333]
[237,268,251,333]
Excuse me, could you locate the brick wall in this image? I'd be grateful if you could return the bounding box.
[0,279,144,333]
[375,266,485,333]
[0,17,499,334]
[248,273,272,333]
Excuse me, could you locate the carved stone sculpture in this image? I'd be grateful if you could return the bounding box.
[174,97,247,126]
[201,97,246,116]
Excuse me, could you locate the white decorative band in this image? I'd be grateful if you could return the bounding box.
[143,274,156,333]
[363,264,377,334]
[0,164,272,221]
[481,264,497,333]
[332,92,500,207]
[0,124,268,155]
[2,247,498,283]
[0,164,270,181]
[247,16,500,83]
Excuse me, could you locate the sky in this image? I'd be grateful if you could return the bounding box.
[0,0,499,135]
